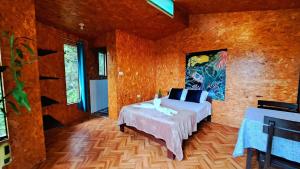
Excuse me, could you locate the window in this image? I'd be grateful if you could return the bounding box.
[0,74,8,141]
[98,48,107,78]
[147,0,174,17]
[64,44,80,104]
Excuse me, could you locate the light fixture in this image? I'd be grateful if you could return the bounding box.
[79,23,85,30]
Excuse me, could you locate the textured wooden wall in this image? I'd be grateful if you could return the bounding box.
[156,9,300,127]
[37,22,97,125]
[0,0,46,168]
[115,30,157,114]
[94,30,157,119]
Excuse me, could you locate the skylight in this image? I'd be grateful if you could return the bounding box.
[147,0,174,17]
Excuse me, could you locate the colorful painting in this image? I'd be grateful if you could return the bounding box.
[185,49,227,101]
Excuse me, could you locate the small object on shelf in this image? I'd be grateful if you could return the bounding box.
[41,96,59,107]
[38,49,57,56]
[39,76,60,80]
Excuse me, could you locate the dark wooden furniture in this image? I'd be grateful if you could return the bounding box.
[38,48,57,56]
[120,124,176,159]
[119,97,212,160]
[42,115,63,130]
[258,116,300,169]
[39,76,60,80]
[257,100,298,113]
[41,96,59,107]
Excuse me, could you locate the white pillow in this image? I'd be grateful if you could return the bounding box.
[180,89,188,101]
[200,91,209,103]
[167,88,172,97]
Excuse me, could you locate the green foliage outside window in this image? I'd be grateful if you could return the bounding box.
[0,84,7,138]
[99,52,106,76]
[64,44,80,104]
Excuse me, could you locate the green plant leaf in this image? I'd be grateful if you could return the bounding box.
[14,59,22,67]
[2,31,32,114]
[15,59,23,67]
[12,89,31,112]
[9,33,14,48]
[11,82,31,112]
[1,31,9,38]
[16,48,24,58]
[16,70,21,78]
[22,43,34,56]
[7,101,20,114]
[15,80,24,88]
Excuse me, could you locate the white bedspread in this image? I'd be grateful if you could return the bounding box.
[160,98,211,123]
[118,98,211,160]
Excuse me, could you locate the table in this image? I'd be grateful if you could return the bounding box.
[233,107,300,168]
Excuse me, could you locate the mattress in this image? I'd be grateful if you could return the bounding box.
[118,98,211,160]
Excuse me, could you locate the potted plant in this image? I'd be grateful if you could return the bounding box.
[0,31,34,114]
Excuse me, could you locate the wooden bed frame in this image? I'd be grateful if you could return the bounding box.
[119,97,212,160]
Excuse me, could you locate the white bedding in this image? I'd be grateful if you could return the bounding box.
[118,98,212,160]
[160,98,211,123]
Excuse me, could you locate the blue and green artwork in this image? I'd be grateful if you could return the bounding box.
[185,49,227,101]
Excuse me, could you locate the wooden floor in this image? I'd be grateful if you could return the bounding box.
[34,117,258,169]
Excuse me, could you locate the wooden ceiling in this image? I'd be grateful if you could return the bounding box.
[175,0,300,14]
[35,0,188,40]
[35,0,300,40]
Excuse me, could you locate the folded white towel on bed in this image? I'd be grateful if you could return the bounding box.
[132,99,178,116]
[132,103,155,109]
[156,106,178,116]
[153,98,161,108]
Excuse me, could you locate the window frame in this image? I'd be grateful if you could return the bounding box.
[63,43,81,105]
[98,47,108,79]
[0,71,9,142]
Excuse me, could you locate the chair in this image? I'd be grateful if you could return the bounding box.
[257,100,298,113]
[258,116,300,169]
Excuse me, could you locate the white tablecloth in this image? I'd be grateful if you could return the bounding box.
[233,108,300,163]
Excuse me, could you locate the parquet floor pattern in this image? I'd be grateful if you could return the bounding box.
[34,117,258,169]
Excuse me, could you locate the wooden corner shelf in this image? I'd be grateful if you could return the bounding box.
[43,115,64,130]
[39,76,60,80]
[38,49,57,56]
[41,96,59,107]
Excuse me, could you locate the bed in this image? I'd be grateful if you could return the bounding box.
[118,96,212,160]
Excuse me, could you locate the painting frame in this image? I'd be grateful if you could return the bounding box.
[185,48,227,101]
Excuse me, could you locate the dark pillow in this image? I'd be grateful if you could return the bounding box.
[185,90,202,103]
[168,88,183,100]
